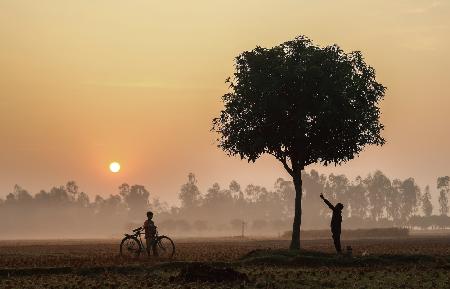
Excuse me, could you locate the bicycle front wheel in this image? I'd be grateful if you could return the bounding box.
[120,236,141,258]
[156,236,175,258]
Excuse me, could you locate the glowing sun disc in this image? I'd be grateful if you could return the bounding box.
[109,162,121,173]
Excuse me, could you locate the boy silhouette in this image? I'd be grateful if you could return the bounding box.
[144,211,158,256]
[320,194,344,253]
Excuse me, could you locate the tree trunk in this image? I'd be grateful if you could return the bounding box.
[289,170,303,250]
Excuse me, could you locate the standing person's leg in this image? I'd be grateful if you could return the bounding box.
[332,232,342,253]
[152,236,158,256]
[145,238,151,257]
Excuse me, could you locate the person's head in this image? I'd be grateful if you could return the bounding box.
[336,203,344,211]
[146,211,154,219]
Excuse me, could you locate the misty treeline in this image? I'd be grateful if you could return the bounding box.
[1,171,450,238]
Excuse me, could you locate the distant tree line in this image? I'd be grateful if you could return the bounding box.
[1,171,449,238]
[0,182,166,238]
[168,171,450,233]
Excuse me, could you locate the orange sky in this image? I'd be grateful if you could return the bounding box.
[1,0,449,204]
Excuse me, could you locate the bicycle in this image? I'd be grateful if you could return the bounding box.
[120,226,175,258]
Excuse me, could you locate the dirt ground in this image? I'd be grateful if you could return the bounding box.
[1,236,449,288]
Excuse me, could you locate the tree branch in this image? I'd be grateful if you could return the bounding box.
[278,155,293,176]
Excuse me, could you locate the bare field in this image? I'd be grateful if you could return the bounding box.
[1,237,450,288]
[1,237,450,268]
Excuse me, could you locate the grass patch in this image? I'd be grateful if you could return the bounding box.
[282,227,409,239]
[240,248,446,268]
[1,250,447,278]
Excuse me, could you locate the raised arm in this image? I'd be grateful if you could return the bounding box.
[320,194,335,210]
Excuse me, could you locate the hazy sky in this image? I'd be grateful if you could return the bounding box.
[1,0,449,205]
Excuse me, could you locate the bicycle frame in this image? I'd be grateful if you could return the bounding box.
[137,232,145,251]
[126,229,159,253]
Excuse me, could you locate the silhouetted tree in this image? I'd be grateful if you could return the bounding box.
[179,173,202,209]
[5,185,33,205]
[438,192,449,216]
[421,185,433,217]
[66,181,79,201]
[365,171,391,221]
[437,176,449,216]
[385,179,402,223]
[229,180,243,200]
[325,174,351,218]
[254,186,285,221]
[47,186,71,205]
[347,176,369,219]
[150,198,169,214]
[301,171,327,228]
[200,183,235,223]
[398,178,420,223]
[274,177,295,219]
[244,184,267,203]
[213,36,386,249]
[119,183,150,220]
[77,192,90,208]
[95,194,126,216]
[230,181,246,221]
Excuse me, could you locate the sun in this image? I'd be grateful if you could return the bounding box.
[109,162,121,173]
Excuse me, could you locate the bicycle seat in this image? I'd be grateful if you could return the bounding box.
[132,227,142,233]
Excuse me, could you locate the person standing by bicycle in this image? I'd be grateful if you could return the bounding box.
[144,211,158,256]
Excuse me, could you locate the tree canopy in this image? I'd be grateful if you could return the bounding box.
[213,36,385,171]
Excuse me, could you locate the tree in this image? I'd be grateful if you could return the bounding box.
[47,186,71,205]
[150,198,169,214]
[325,174,350,218]
[212,36,386,249]
[119,183,150,220]
[275,177,296,219]
[77,192,90,208]
[347,176,369,219]
[230,180,246,221]
[95,194,126,217]
[421,185,433,217]
[437,176,449,216]
[179,173,202,209]
[387,179,402,223]
[438,191,449,216]
[301,170,328,228]
[204,183,233,208]
[66,181,79,201]
[398,178,420,222]
[6,185,33,205]
[365,171,391,221]
[229,180,243,200]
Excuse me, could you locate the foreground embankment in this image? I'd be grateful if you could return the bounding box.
[1,237,449,288]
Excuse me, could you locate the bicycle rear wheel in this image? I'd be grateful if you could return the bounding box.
[156,236,175,258]
[120,236,141,258]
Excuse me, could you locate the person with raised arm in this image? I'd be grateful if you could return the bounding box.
[320,194,344,253]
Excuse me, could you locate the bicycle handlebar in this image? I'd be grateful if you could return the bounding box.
[131,226,159,235]
[132,227,143,233]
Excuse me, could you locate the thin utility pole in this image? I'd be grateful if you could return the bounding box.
[241,221,246,238]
